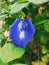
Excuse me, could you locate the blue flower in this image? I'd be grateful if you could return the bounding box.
[9,18,36,48]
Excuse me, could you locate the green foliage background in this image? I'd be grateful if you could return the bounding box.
[0,0,49,65]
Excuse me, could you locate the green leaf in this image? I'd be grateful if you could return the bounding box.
[0,28,5,33]
[1,9,9,14]
[27,0,49,4]
[35,31,41,38]
[32,61,46,65]
[40,62,46,65]
[44,19,49,32]
[33,15,48,25]
[0,43,25,63]
[42,46,47,54]
[0,34,4,39]
[18,0,27,3]
[10,2,29,14]
[0,60,8,65]
[42,55,48,63]
[0,14,7,21]
[40,34,48,44]
[13,63,26,65]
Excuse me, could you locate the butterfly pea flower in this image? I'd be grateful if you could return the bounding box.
[9,18,36,48]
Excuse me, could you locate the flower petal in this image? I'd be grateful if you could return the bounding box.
[10,18,36,48]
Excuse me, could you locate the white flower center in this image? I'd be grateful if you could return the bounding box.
[20,31,25,39]
[18,21,25,39]
[18,21,22,29]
